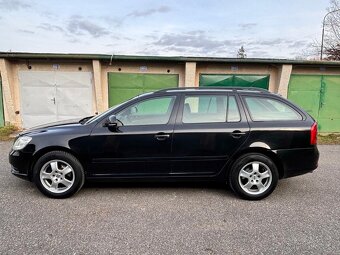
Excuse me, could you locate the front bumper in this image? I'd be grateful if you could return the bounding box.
[276,146,319,178]
[9,149,33,181]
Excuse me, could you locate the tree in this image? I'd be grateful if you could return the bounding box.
[323,0,340,60]
[237,46,246,58]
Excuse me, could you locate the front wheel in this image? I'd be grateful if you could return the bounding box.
[33,151,85,198]
[228,153,279,200]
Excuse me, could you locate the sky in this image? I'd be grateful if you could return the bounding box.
[0,0,330,59]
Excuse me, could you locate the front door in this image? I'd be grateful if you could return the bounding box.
[89,95,179,177]
[171,93,250,175]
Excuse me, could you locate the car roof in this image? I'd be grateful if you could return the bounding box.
[155,86,272,95]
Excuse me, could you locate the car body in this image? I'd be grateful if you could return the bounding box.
[9,87,319,199]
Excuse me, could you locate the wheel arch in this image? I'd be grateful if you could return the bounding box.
[227,147,285,179]
[29,146,87,180]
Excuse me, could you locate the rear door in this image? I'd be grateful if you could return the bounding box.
[171,92,250,175]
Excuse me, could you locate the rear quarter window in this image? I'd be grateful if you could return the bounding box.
[244,96,302,121]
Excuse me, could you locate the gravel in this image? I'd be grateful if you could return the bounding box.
[0,141,339,255]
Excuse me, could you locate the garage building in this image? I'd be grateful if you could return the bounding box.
[0,52,340,132]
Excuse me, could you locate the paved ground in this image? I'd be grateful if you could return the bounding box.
[0,141,339,255]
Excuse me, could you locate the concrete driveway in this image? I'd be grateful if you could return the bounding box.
[0,141,339,255]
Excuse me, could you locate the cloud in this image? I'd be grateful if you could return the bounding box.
[38,23,65,33]
[17,29,34,34]
[252,38,290,45]
[0,0,30,10]
[289,40,309,48]
[154,31,242,52]
[127,5,171,17]
[67,16,108,37]
[239,23,257,30]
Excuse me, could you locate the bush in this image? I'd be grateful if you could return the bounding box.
[0,125,18,141]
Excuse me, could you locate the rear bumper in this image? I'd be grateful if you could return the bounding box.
[276,146,319,178]
[9,150,33,181]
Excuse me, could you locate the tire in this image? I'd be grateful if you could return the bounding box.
[228,153,279,200]
[33,151,85,198]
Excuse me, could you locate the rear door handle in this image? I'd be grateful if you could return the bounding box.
[231,130,246,138]
[154,133,170,141]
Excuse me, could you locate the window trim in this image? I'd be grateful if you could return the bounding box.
[179,94,242,124]
[242,95,304,122]
[227,95,242,123]
[115,95,177,126]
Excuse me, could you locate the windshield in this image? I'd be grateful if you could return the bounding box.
[84,103,123,124]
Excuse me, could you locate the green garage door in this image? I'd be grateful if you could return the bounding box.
[317,76,340,132]
[199,74,269,89]
[0,76,4,127]
[287,75,321,120]
[288,74,340,132]
[108,73,179,106]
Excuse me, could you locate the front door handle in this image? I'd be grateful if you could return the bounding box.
[155,133,170,141]
[231,130,246,138]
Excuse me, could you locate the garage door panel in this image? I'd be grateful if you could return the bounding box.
[199,74,269,89]
[108,73,179,107]
[19,71,57,128]
[288,75,322,91]
[233,75,269,89]
[288,74,340,132]
[288,75,322,120]
[19,71,55,88]
[317,118,340,132]
[143,74,178,89]
[317,76,340,131]
[109,73,144,89]
[21,86,56,115]
[288,90,320,119]
[19,71,93,128]
[23,115,58,128]
[57,72,92,88]
[56,87,92,117]
[200,75,233,86]
[109,88,143,106]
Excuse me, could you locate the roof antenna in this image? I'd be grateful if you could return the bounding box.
[109,53,114,66]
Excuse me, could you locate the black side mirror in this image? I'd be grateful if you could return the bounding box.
[105,114,119,128]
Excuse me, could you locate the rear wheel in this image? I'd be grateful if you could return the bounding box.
[33,151,85,198]
[228,153,279,200]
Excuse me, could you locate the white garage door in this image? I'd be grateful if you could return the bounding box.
[19,71,93,128]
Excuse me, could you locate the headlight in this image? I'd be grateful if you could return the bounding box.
[12,136,32,150]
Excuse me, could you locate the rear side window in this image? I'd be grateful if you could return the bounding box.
[227,96,241,122]
[244,96,302,121]
[182,95,241,123]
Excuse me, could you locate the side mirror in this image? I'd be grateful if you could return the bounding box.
[106,114,119,128]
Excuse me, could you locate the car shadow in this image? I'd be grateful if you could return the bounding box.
[83,180,234,197]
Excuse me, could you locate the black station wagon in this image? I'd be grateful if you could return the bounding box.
[9,87,319,200]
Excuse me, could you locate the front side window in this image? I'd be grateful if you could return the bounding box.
[116,96,176,126]
[182,95,228,123]
[244,96,302,121]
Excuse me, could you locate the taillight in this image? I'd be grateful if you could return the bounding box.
[310,122,317,145]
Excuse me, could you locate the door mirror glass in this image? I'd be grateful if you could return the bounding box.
[106,114,119,127]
